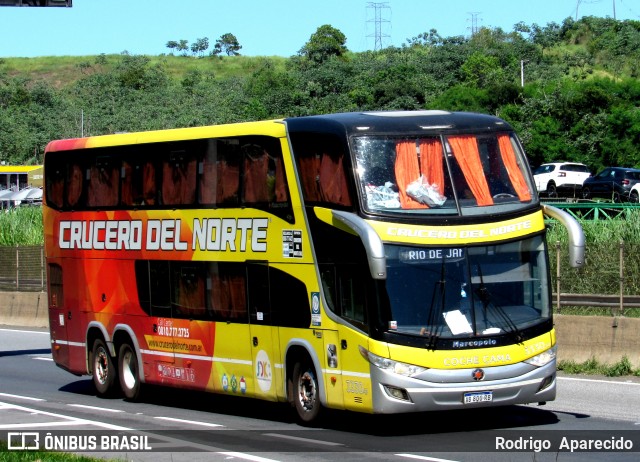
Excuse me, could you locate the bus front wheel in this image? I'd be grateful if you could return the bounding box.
[118,343,142,401]
[292,360,321,424]
[92,339,116,396]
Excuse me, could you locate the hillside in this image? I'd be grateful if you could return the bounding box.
[0,54,288,89]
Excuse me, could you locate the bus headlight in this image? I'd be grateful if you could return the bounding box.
[524,345,557,367]
[359,345,427,377]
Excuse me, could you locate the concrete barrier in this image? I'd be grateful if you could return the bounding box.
[1,292,639,368]
[554,314,640,368]
[0,291,48,328]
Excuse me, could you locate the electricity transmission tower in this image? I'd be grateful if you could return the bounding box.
[367,2,391,50]
[468,11,482,36]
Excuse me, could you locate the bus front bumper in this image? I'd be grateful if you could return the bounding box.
[369,360,556,414]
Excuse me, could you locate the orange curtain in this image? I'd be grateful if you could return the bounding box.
[142,162,156,205]
[394,140,427,209]
[298,155,322,201]
[274,156,288,202]
[216,160,239,204]
[319,152,351,206]
[243,150,270,203]
[497,134,531,202]
[199,159,218,204]
[448,136,493,206]
[419,138,445,196]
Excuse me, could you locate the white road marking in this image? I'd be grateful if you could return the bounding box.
[0,401,131,430]
[558,376,640,386]
[263,432,343,446]
[68,403,125,413]
[0,392,44,401]
[396,454,461,462]
[218,453,282,462]
[154,416,224,427]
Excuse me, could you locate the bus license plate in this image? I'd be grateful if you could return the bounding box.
[463,391,493,404]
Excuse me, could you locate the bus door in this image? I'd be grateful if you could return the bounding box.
[322,325,345,410]
[247,263,280,401]
[47,263,70,368]
[206,262,253,396]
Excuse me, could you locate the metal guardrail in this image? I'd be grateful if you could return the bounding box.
[553,293,640,308]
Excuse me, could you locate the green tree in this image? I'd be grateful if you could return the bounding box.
[298,25,348,63]
[461,52,504,88]
[212,33,242,56]
[190,37,210,58]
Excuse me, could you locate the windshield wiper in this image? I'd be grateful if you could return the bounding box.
[474,264,523,343]
[425,259,446,349]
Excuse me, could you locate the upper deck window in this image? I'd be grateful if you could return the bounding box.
[44,136,293,222]
[353,132,534,217]
[290,133,353,208]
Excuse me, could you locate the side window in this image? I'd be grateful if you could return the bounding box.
[321,263,368,331]
[122,159,157,206]
[198,139,240,206]
[172,263,206,319]
[48,264,63,307]
[207,262,247,322]
[246,263,311,327]
[65,161,86,209]
[45,158,65,209]
[161,150,197,206]
[87,157,119,207]
[135,260,172,317]
[269,266,311,328]
[291,133,352,207]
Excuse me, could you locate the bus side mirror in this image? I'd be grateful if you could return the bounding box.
[331,210,387,280]
[542,204,585,268]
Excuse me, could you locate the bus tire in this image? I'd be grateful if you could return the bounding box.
[292,360,322,424]
[118,343,142,401]
[92,339,116,397]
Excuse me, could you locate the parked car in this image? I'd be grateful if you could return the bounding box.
[532,162,591,197]
[630,182,640,203]
[581,166,640,202]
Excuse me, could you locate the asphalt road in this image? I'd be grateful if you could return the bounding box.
[0,327,639,462]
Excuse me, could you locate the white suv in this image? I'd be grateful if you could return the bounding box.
[533,162,591,197]
[630,182,640,203]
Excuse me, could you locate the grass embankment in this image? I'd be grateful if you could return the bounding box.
[0,441,102,461]
[558,356,640,377]
[0,207,43,246]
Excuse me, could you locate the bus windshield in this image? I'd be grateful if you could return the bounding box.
[384,235,549,340]
[353,133,535,216]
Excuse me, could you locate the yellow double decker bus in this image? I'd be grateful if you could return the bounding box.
[43,110,584,423]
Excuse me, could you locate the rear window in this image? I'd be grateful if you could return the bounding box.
[625,171,640,180]
[562,164,590,173]
[534,165,554,174]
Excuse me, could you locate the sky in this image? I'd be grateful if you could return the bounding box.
[0,0,638,58]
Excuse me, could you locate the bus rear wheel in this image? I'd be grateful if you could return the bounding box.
[118,343,142,401]
[92,339,116,396]
[292,360,321,424]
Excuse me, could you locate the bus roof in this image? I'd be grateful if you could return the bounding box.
[284,110,513,136]
[44,111,513,154]
[45,119,286,153]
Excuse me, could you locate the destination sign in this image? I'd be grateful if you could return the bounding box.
[398,247,465,263]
